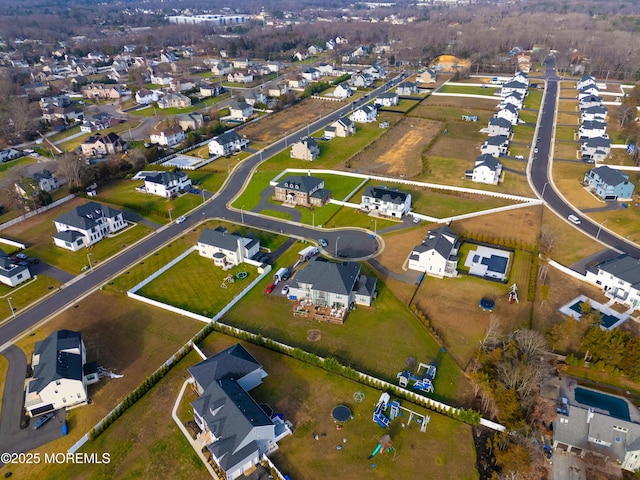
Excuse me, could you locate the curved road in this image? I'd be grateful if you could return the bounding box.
[529,56,640,258]
[0,74,407,350]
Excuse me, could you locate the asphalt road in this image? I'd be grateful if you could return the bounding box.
[528,56,640,258]
[0,73,408,351]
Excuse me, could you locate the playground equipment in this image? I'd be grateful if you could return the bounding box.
[373,393,430,433]
[508,283,519,304]
[397,362,436,393]
[368,434,395,460]
[332,405,353,424]
[220,273,235,289]
[461,115,478,122]
[353,391,365,403]
[236,271,248,280]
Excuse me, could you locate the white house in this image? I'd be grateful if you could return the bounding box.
[487,117,512,137]
[396,82,418,95]
[333,84,353,99]
[500,80,528,98]
[149,121,186,147]
[228,71,254,84]
[578,85,600,100]
[480,135,509,157]
[586,254,640,311]
[576,75,597,90]
[188,344,290,480]
[208,130,249,157]
[467,154,503,185]
[360,185,411,218]
[352,73,374,88]
[197,227,260,269]
[53,202,127,251]
[581,136,612,163]
[324,117,355,138]
[0,148,22,163]
[0,254,31,287]
[581,105,608,122]
[349,104,377,123]
[495,104,519,125]
[501,92,524,110]
[290,137,320,161]
[157,92,191,109]
[135,88,159,105]
[25,330,98,417]
[228,101,254,121]
[580,95,603,110]
[579,120,607,139]
[138,171,192,198]
[374,92,399,107]
[408,226,459,278]
[302,68,321,82]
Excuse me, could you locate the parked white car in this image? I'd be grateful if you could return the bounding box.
[567,214,581,225]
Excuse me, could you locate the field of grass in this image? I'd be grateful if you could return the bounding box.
[588,207,640,244]
[58,121,140,152]
[553,142,579,159]
[555,126,577,141]
[0,275,62,320]
[551,161,603,209]
[523,89,543,110]
[0,156,39,181]
[437,85,498,96]
[329,207,397,231]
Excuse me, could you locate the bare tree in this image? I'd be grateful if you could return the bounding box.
[57,154,86,189]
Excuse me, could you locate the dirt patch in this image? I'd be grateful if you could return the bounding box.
[376,225,434,274]
[307,329,322,342]
[237,99,340,144]
[349,117,442,178]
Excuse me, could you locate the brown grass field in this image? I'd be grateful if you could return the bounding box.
[348,117,442,177]
[454,206,542,248]
[237,98,341,143]
[552,161,604,209]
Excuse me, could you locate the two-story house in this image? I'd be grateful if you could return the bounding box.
[466,154,503,185]
[583,165,635,200]
[228,101,254,121]
[581,136,612,163]
[53,202,127,251]
[579,120,607,139]
[360,185,412,218]
[149,121,186,147]
[197,227,260,269]
[158,93,192,109]
[480,135,509,157]
[374,92,399,107]
[349,104,377,123]
[324,117,355,138]
[290,137,320,161]
[273,175,331,207]
[487,117,512,137]
[139,171,192,198]
[585,254,640,311]
[208,130,249,157]
[408,226,460,278]
[0,253,31,287]
[80,132,128,156]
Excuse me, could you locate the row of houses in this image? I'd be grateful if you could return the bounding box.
[576,75,611,163]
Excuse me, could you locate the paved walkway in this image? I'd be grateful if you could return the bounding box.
[253,187,302,223]
[367,257,421,285]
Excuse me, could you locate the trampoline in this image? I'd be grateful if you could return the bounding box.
[236,271,248,280]
[332,405,352,423]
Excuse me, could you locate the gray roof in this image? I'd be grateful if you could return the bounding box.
[55,202,121,230]
[28,330,84,394]
[589,165,629,186]
[276,175,324,193]
[53,230,84,243]
[354,274,377,297]
[483,135,509,147]
[363,185,408,205]
[582,136,611,148]
[502,80,527,89]
[377,91,398,99]
[499,103,519,114]
[188,343,262,391]
[593,254,640,286]
[0,257,29,277]
[144,171,188,186]
[583,105,607,115]
[581,120,606,131]
[213,130,242,145]
[198,228,251,252]
[294,257,361,296]
[229,100,252,111]
[475,153,502,170]
[418,226,457,259]
[488,117,512,129]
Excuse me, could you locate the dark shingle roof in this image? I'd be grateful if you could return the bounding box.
[483,135,509,147]
[294,257,361,296]
[145,171,188,186]
[276,175,324,193]
[363,185,408,205]
[28,330,84,394]
[188,343,262,390]
[53,230,84,243]
[489,117,512,129]
[590,166,629,186]
[594,254,640,286]
[55,202,121,230]
[213,130,242,145]
[475,153,502,170]
[198,228,247,251]
[419,226,457,259]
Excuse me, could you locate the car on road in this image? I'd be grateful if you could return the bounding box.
[281,285,289,295]
[318,238,328,248]
[27,257,39,264]
[175,215,187,224]
[534,147,539,154]
[265,283,275,294]
[32,412,54,430]
[568,214,581,225]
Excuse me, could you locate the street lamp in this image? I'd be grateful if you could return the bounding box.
[168,207,173,223]
[541,182,549,199]
[87,253,93,272]
[597,221,608,240]
[312,212,315,228]
[201,189,206,204]
[335,236,340,257]
[7,297,15,319]
[241,205,245,224]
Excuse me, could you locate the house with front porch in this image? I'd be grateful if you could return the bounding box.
[273,175,331,207]
[288,257,377,311]
[197,227,260,269]
[53,202,126,251]
[408,226,459,278]
[188,343,290,480]
[208,130,249,156]
[585,254,640,311]
[583,165,635,200]
[360,185,411,218]
[290,137,320,161]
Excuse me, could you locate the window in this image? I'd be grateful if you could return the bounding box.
[56,380,61,386]
[17,274,22,279]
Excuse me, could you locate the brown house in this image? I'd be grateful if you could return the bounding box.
[273,175,331,207]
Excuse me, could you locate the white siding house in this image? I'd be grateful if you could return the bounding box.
[53,202,126,251]
[197,227,260,269]
[360,185,411,218]
[408,226,459,278]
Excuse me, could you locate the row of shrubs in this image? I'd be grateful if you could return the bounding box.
[458,230,536,253]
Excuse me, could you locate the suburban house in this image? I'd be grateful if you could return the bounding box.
[53,202,127,251]
[349,104,377,123]
[374,92,399,107]
[245,91,267,107]
[495,104,519,125]
[480,135,509,157]
[273,175,331,207]
[80,113,114,133]
[579,120,607,139]
[417,68,437,84]
[188,343,290,480]
[333,84,353,99]
[157,92,192,109]
[302,68,321,82]
[42,105,83,123]
[135,88,159,105]
[138,171,192,198]
[177,113,204,131]
[80,132,128,156]
[287,75,308,89]
[553,387,640,472]
[578,86,600,100]
[288,257,377,311]
[81,83,123,100]
[228,101,254,121]
[580,95,603,110]
[25,330,98,418]
[501,92,524,110]
[352,73,374,88]
[500,80,528,98]
[585,254,640,311]
[199,83,224,98]
[211,61,231,76]
[360,185,412,218]
[466,154,503,185]
[581,136,612,163]
[149,121,186,147]
[197,227,260,269]
[408,226,460,277]
[208,130,249,157]
[15,169,60,198]
[0,148,22,163]
[290,137,320,161]
[487,117,513,137]
[583,165,635,200]
[324,117,355,138]
[396,82,419,95]
[227,71,254,84]
[267,83,289,97]
[576,75,597,90]
[0,251,31,287]
[150,74,173,86]
[581,105,608,122]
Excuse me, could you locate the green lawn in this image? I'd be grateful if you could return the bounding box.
[588,207,640,244]
[0,156,38,181]
[523,89,543,110]
[0,275,62,320]
[556,126,577,141]
[259,209,293,220]
[329,207,397,231]
[58,121,141,152]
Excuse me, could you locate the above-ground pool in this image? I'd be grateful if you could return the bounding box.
[574,387,630,421]
[568,301,620,329]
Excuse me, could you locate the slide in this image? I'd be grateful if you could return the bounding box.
[367,443,382,460]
